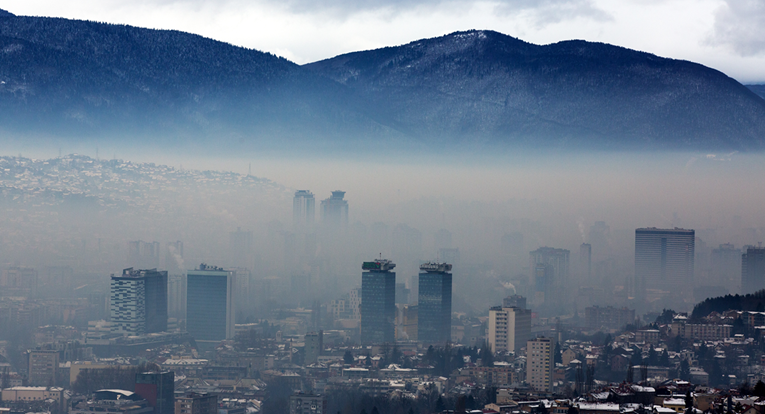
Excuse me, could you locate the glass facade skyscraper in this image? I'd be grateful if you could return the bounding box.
[186,264,235,346]
[360,259,396,344]
[110,268,167,335]
[417,262,452,345]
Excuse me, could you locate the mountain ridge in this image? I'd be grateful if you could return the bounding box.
[0,14,764,152]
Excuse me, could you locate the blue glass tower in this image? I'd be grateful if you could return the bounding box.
[417,262,452,344]
[360,259,396,344]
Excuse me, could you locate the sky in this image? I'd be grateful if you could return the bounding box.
[2,0,765,83]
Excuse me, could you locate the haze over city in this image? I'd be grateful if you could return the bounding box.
[2,2,765,414]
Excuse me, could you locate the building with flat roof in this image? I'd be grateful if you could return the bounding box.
[417,262,453,345]
[320,191,348,229]
[742,246,765,295]
[27,350,58,386]
[526,337,553,393]
[635,228,695,304]
[360,259,396,344]
[175,393,218,414]
[293,190,315,230]
[488,306,532,353]
[135,371,174,414]
[186,264,236,347]
[110,268,168,335]
[289,393,327,414]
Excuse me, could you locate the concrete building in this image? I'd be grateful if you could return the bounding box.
[135,371,175,414]
[711,243,742,294]
[580,243,592,279]
[635,228,695,304]
[530,247,570,306]
[526,337,554,393]
[72,390,153,414]
[488,306,532,353]
[175,393,218,414]
[293,190,315,230]
[1,386,63,402]
[360,259,396,344]
[304,331,323,365]
[417,262,453,345]
[320,191,348,229]
[27,350,58,386]
[186,264,236,348]
[502,295,527,310]
[742,246,765,295]
[585,306,635,331]
[289,393,327,414]
[110,268,168,335]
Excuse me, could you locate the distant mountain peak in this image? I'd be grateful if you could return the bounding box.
[0,9,14,17]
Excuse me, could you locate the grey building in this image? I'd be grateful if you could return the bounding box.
[360,259,396,344]
[289,393,327,414]
[530,247,570,306]
[635,227,695,303]
[110,268,168,335]
[417,262,453,345]
[135,371,174,414]
[742,246,765,294]
[186,264,235,347]
[320,191,348,228]
[293,190,315,230]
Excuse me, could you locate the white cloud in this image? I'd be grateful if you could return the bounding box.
[708,0,765,56]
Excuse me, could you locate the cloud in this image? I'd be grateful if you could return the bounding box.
[709,0,765,56]
[494,0,612,27]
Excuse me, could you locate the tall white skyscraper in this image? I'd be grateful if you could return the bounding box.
[635,227,695,304]
[293,190,315,230]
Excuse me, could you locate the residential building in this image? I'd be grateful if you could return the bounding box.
[175,393,218,414]
[585,306,635,331]
[304,331,323,365]
[742,246,765,295]
[1,386,63,403]
[134,371,175,414]
[488,306,532,353]
[27,350,58,386]
[526,337,554,393]
[634,227,695,303]
[186,264,236,347]
[293,190,315,230]
[110,268,168,335]
[289,393,327,414]
[530,247,570,305]
[320,191,348,229]
[360,259,396,344]
[417,262,453,344]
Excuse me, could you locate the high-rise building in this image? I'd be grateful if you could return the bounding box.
[175,393,217,414]
[634,228,695,302]
[742,246,765,294]
[135,371,175,414]
[110,268,168,335]
[488,306,532,353]
[711,243,742,293]
[502,295,527,310]
[417,262,453,345]
[579,243,592,279]
[360,259,396,344]
[186,264,235,347]
[304,331,323,365]
[128,241,160,269]
[530,247,569,305]
[293,190,315,230]
[168,274,186,319]
[289,393,327,414]
[27,349,58,386]
[320,191,348,228]
[526,337,553,392]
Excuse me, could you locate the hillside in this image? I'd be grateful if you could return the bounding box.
[1,11,764,152]
[306,30,765,151]
[0,13,390,149]
[748,85,765,100]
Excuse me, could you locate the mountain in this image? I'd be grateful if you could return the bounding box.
[0,9,13,17]
[1,11,764,152]
[748,84,765,100]
[0,12,392,150]
[306,30,765,151]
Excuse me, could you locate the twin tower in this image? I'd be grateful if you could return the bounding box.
[360,258,452,345]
